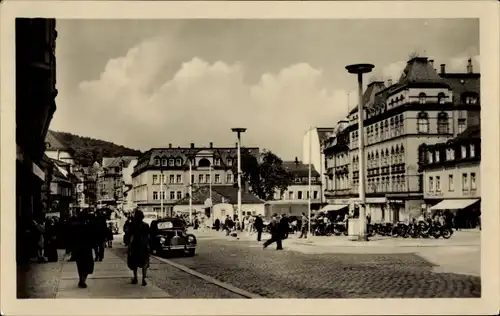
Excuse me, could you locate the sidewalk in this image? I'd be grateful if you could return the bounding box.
[56,244,171,298]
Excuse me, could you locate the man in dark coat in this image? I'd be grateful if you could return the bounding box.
[263,214,283,250]
[254,215,264,242]
[279,214,290,240]
[224,215,233,236]
[92,212,108,261]
[67,210,95,288]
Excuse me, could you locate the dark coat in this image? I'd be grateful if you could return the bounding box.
[127,221,150,270]
[279,217,289,233]
[269,218,280,236]
[70,216,95,276]
[254,216,264,231]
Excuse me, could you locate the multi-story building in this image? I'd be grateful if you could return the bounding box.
[72,164,98,209]
[324,56,480,223]
[420,124,481,228]
[266,158,323,216]
[302,127,335,203]
[15,18,58,263]
[96,156,137,208]
[131,143,259,217]
[44,130,75,165]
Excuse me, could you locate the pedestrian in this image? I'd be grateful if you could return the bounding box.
[92,212,107,262]
[248,215,255,234]
[254,214,264,242]
[299,212,309,239]
[127,209,150,286]
[263,214,283,250]
[32,216,47,263]
[279,214,290,240]
[106,223,114,248]
[66,210,95,288]
[224,215,233,236]
[44,218,58,262]
[123,216,132,245]
[214,218,221,231]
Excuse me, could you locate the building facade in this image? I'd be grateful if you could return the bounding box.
[324,56,480,223]
[420,125,481,228]
[97,156,137,208]
[131,143,260,217]
[16,18,58,262]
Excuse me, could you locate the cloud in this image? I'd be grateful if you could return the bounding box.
[60,38,480,161]
[69,38,349,160]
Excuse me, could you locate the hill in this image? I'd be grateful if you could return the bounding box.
[49,130,142,166]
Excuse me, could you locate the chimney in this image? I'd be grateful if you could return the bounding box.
[209,142,213,148]
[168,143,172,148]
[190,143,194,149]
[387,79,393,86]
[440,64,446,74]
[467,58,473,74]
[294,157,299,166]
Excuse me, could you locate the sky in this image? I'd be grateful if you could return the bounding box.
[51,19,479,160]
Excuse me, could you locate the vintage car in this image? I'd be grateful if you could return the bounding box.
[149,218,197,257]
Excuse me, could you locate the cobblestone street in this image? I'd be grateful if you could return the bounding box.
[166,233,481,298]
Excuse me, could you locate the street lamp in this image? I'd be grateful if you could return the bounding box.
[231,127,247,229]
[345,63,374,242]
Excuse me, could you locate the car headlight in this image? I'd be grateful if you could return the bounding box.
[187,236,195,243]
[159,237,166,243]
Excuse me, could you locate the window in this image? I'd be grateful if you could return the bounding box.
[169,175,175,184]
[215,174,220,183]
[471,173,477,190]
[448,174,454,191]
[161,191,166,200]
[227,174,233,184]
[462,173,468,191]
[446,148,455,161]
[177,191,182,200]
[206,174,211,184]
[227,159,233,166]
[461,145,467,159]
[470,144,476,157]
[176,158,182,166]
[298,191,303,200]
[199,174,204,183]
[417,112,429,133]
[162,158,167,166]
[152,175,158,184]
[428,151,433,163]
[399,114,404,134]
[170,191,175,200]
[176,175,182,184]
[429,176,434,192]
[436,176,441,192]
[419,92,427,104]
[169,159,175,167]
[288,191,294,200]
[153,191,158,200]
[435,150,440,163]
[160,174,165,184]
[214,158,221,166]
[458,119,466,134]
[313,191,318,199]
[154,158,160,166]
[438,92,446,104]
[437,112,449,134]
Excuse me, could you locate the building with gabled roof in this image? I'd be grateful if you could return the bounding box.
[131,143,260,218]
[96,155,139,207]
[44,130,75,165]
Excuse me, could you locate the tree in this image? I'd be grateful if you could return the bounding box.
[233,149,293,201]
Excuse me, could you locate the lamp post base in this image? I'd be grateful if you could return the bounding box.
[349,234,369,242]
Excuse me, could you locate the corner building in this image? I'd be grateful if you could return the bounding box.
[325,57,480,223]
[132,143,259,217]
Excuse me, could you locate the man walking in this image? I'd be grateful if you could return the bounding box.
[254,214,264,242]
[279,214,290,240]
[298,212,309,239]
[263,214,283,250]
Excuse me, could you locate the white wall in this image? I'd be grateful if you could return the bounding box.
[46,150,75,165]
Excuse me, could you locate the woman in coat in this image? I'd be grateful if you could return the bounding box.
[127,209,150,286]
[67,211,95,288]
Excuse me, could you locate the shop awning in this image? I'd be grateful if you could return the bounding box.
[430,199,479,210]
[319,204,348,212]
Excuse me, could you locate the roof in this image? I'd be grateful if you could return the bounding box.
[440,74,480,105]
[348,81,386,115]
[389,57,450,93]
[135,147,260,171]
[282,161,320,177]
[45,130,69,151]
[452,124,481,142]
[102,156,138,168]
[315,127,335,144]
[174,185,264,206]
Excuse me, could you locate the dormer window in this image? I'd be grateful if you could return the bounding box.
[176,158,182,166]
[470,144,476,157]
[227,158,233,166]
[154,158,160,166]
[461,145,467,159]
[161,158,167,166]
[446,148,455,161]
[462,93,479,105]
[169,159,175,166]
[435,150,440,163]
[437,92,446,104]
[428,151,433,163]
[214,158,221,166]
[419,93,427,104]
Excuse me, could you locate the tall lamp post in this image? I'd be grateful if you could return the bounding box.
[160,158,164,219]
[345,63,374,242]
[188,154,194,224]
[231,127,247,229]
